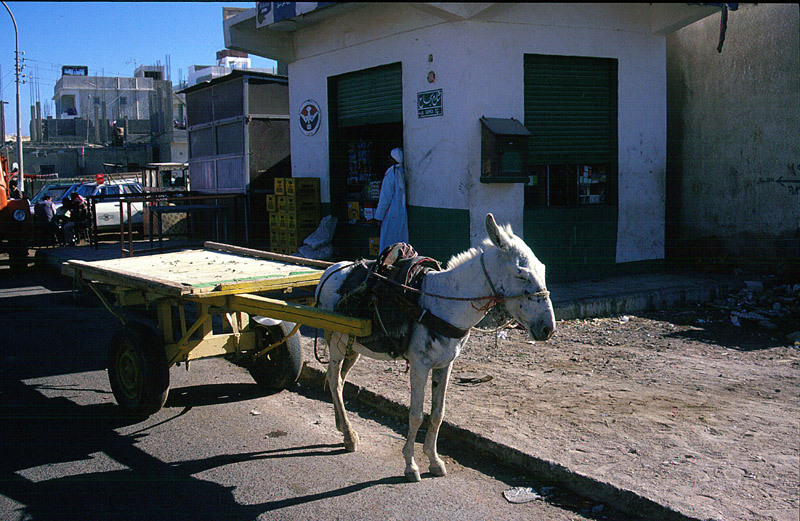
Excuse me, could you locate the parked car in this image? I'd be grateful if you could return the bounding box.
[55,181,144,231]
[29,183,75,213]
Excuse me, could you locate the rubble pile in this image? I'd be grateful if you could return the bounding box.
[714,281,800,344]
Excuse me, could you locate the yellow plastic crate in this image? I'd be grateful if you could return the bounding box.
[286,212,319,230]
[285,195,321,214]
[285,177,320,197]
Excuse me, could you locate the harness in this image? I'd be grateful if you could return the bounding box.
[330,244,466,358]
[320,243,550,359]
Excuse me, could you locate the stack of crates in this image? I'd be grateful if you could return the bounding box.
[267,177,321,254]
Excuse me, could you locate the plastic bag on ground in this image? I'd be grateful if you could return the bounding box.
[303,215,337,249]
[297,243,334,260]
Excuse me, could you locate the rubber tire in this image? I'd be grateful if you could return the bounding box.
[108,322,170,418]
[8,240,28,272]
[248,321,303,392]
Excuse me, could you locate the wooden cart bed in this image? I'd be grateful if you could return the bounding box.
[66,242,328,298]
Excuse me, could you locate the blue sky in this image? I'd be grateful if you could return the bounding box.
[0,2,276,138]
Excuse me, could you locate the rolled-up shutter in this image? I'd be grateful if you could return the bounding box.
[332,63,402,128]
[524,54,618,164]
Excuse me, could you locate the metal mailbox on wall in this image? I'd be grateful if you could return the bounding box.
[479,116,531,183]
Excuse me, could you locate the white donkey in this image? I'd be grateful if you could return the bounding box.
[315,213,556,481]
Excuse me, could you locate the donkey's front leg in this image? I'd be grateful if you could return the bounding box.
[403,362,429,482]
[424,363,453,477]
[325,332,360,452]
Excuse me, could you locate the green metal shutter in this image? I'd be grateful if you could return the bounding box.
[332,63,402,128]
[524,54,618,164]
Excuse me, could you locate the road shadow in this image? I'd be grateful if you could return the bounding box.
[164,382,268,409]
[289,380,646,521]
[0,377,415,521]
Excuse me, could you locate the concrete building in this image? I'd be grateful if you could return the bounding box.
[21,143,152,180]
[50,65,172,146]
[666,3,800,276]
[20,64,189,179]
[187,49,277,87]
[225,2,725,277]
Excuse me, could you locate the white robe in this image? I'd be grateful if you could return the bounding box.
[374,163,408,253]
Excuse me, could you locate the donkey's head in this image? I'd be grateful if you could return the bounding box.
[484,213,556,341]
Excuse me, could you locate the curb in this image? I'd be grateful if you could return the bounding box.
[299,365,702,521]
[552,280,736,321]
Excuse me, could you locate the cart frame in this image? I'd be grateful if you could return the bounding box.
[67,242,370,416]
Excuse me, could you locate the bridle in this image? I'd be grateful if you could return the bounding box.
[315,252,551,315]
[415,252,550,313]
[470,252,550,312]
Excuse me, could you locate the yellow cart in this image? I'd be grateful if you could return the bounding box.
[66,242,370,417]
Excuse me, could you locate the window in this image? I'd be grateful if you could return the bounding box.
[123,183,142,194]
[60,95,76,116]
[523,54,618,207]
[119,97,127,106]
[100,185,122,201]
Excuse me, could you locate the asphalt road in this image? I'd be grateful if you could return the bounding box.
[0,266,603,521]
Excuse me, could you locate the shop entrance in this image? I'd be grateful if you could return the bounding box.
[522,53,619,281]
[328,63,403,258]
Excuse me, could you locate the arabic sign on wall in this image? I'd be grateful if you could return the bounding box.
[299,100,321,135]
[417,89,443,118]
[256,2,336,29]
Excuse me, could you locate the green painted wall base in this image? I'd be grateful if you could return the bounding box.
[523,206,618,283]
[331,206,470,262]
[408,206,470,263]
[329,203,659,283]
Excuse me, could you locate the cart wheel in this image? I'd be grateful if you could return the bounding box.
[8,240,29,272]
[248,321,303,392]
[108,322,170,417]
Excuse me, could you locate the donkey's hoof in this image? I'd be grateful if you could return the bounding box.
[344,432,359,452]
[429,462,447,477]
[404,469,422,482]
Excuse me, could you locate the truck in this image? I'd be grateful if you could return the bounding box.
[0,154,34,269]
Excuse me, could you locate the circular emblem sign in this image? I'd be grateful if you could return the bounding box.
[298,100,321,136]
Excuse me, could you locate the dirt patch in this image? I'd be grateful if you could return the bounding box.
[302,298,800,521]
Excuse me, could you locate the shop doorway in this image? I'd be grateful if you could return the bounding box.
[328,63,403,258]
[522,53,619,281]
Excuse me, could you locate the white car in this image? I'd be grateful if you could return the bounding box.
[55,181,144,231]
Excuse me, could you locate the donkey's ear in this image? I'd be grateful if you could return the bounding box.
[485,213,511,251]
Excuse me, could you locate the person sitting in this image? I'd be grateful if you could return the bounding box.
[63,192,88,246]
[34,195,57,245]
[8,180,23,199]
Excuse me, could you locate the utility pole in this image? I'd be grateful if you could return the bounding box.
[2,1,23,191]
[0,100,7,156]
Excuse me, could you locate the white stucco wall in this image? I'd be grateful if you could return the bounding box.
[286,3,679,260]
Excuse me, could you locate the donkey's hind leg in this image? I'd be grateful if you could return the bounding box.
[340,349,361,381]
[424,363,453,477]
[325,332,360,452]
[403,361,429,482]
